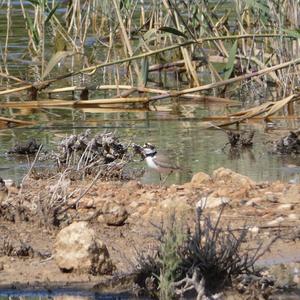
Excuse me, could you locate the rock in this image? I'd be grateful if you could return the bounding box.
[199,196,231,209]
[0,262,4,271]
[190,172,211,187]
[129,201,144,209]
[124,180,142,191]
[212,168,255,190]
[280,185,300,203]
[271,182,285,192]
[267,217,285,226]
[78,198,95,209]
[160,197,191,213]
[102,202,128,226]
[245,200,258,207]
[277,204,294,210]
[54,221,114,275]
[240,199,248,205]
[265,192,278,203]
[249,226,259,234]
[288,213,299,220]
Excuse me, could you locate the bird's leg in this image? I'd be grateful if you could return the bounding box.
[159,173,162,187]
[161,171,173,186]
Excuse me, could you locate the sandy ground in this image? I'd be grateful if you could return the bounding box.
[0,167,299,297]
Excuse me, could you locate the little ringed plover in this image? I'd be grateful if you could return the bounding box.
[142,143,180,183]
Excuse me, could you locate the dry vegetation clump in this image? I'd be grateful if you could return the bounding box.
[7,138,41,155]
[132,205,277,299]
[273,131,300,154]
[8,130,144,182]
[0,235,34,258]
[50,129,143,181]
[1,130,145,228]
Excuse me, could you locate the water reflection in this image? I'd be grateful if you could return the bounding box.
[0,106,299,185]
[0,290,138,300]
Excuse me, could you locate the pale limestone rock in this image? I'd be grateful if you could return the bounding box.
[78,198,95,209]
[280,185,300,203]
[129,200,144,209]
[190,172,211,187]
[160,197,191,213]
[199,196,231,209]
[249,226,259,233]
[101,201,128,226]
[245,200,258,207]
[54,221,114,275]
[212,168,255,190]
[277,204,294,210]
[267,217,285,226]
[288,213,299,220]
[264,192,278,203]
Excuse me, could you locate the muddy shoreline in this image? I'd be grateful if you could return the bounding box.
[0,167,299,298]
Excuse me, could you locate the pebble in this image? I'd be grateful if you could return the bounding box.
[240,199,248,205]
[267,216,285,226]
[199,196,230,209]
[277,204,294,210]
[265,192,278,203]
[0,262,4,271]
[288,213,299,221]
[245,200,258,207]
[129,201,143,209]
[249,226,259,233]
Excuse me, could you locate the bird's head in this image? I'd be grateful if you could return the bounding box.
[142,143,157,157]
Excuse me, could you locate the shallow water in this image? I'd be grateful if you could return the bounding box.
[0,106,300,185]
[0,289,138,300]
[0,2,300,184]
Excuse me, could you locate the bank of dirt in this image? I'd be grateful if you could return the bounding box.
[0,167,299,298]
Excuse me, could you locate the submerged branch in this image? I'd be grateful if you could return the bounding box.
[205,94,300,127]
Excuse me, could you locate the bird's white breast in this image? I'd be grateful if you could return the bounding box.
[145,156,159,170]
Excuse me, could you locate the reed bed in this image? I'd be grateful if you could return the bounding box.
[0,0,300,124]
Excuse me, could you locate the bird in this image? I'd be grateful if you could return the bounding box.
[141,143,180,184]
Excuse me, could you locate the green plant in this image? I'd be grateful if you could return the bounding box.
[133,205,277,299]
[158,214,186,300]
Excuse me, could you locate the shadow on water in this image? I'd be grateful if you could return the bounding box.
[0,289,143,300]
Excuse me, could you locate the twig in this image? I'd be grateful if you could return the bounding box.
[59,169,102,214]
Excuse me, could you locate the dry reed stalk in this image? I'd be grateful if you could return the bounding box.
[0,97,149,108]
[239,55,282,86]
[118,88,138,98]
[80,107,149,113]
[41,33,288,86]
[180,95,238,103]
[202,3,229,58]
[0,73,28,84]
[3,0,11,75]
[162,0,200,86]
[0,85,34,96]
[112,0,141,82]
[0,33,289,97]
[210,94,300,127]
[44,85,134,94]
[148,58,300,102]
[0,116,35,125]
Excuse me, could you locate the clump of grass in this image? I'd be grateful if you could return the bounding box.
[133,204,276,299]
[158,215,187,299]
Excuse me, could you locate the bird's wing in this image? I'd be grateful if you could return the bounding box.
[153,153,179,170]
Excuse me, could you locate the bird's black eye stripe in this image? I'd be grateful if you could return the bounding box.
[145,150,157,157]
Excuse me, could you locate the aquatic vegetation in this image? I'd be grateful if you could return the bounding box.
[0,0,299,120]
